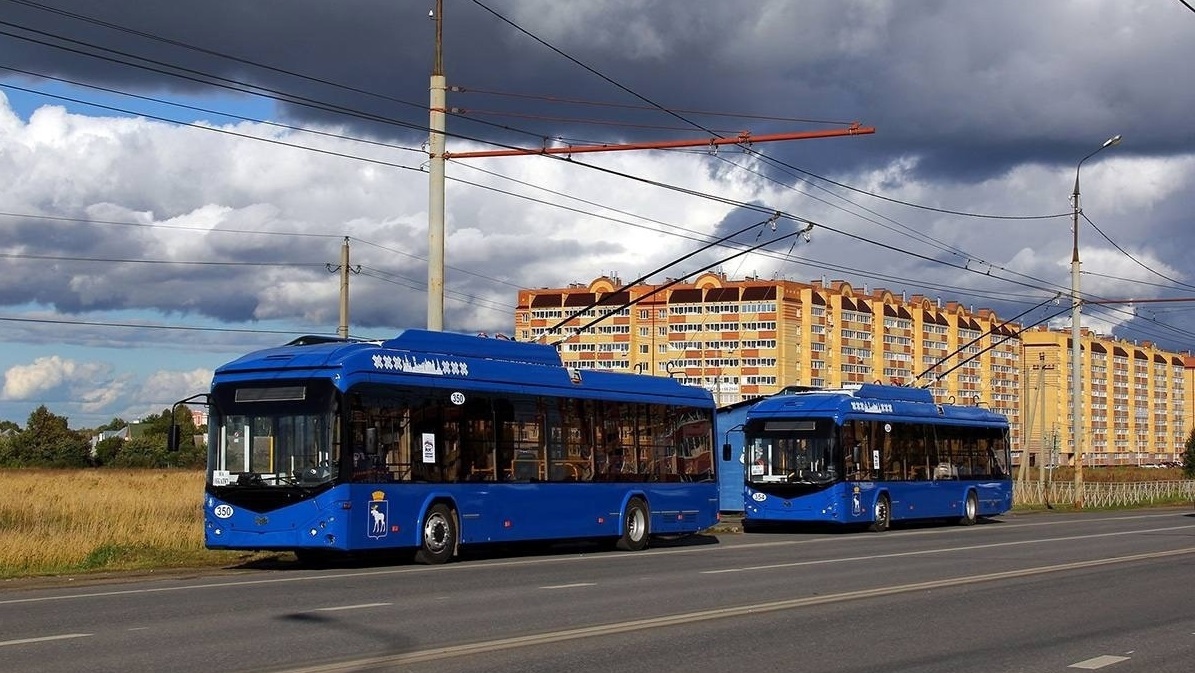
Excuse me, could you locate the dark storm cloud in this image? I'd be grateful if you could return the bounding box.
[2,0,1195,351]
[7,1,1191,175]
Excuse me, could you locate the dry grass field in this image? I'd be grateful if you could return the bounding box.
[0,466,1188,579]
[0,469,248,579]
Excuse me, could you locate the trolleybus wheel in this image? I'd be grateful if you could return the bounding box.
[415,503,457,565]
[615,497,650,551]
[960,491,978,526]
[868,494,891,532]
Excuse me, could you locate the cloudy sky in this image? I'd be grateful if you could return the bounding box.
[1,0,1194,428]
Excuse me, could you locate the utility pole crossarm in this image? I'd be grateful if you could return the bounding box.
[446,124,876,159]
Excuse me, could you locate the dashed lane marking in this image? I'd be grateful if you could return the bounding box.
[1069,655,1130,669]
[0,633,92,647]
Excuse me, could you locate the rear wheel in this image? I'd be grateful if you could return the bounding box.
[960,491,978,526]
[615,497,650,551]
[414,503,457,565]
[868,494,891,532]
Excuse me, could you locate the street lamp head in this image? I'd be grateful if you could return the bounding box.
[1075,134,1123,193]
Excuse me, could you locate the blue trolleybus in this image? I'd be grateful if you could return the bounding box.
[191,330,718,564]
[736,384,1012,531]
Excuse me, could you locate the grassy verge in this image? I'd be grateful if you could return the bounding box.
[0,469,252,579]
[2,467,1190,579]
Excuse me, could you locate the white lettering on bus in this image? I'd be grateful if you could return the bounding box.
[849,401,893,414]
[371,354,470,376]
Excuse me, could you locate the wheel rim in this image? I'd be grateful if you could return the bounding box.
[875,497,889,526]
[423,511,450,553]
[627,507,646,542]
[966,494,977,520]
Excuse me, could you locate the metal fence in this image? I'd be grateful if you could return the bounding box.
[1014,480,1195,508]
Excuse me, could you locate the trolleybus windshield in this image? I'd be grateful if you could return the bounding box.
[207,381,338,488]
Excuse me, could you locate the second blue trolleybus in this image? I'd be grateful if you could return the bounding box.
[734,384,1012,531]
[190,329,718,564]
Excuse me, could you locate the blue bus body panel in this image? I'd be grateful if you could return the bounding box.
[715,401,752,512]
[205,482,719,551]
[736,384,1012,527]
[205,330,719,553]
[214,330,712,408]
[746,384,1007,428]
[744,480,1012,525]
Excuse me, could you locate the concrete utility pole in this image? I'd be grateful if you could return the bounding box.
[427,0,447,331]
[327,237,361,338]
[1038,355,1047,485]
[1018,352,1043,484]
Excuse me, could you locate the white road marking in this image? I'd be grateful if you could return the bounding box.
[539,583,596,590]
[276,547,1195,672]
[0,512,1189,607]
[0,633,92,647]
[702,524,1195,574]
[1070,655,1130,669]
[313,603,391,612]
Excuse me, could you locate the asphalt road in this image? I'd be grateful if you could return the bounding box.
[2,508,1193,673]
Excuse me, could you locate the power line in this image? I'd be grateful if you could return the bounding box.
[0,18,432,132]
[0,210,343,238]
[470,0,1067,224]
[459,0,1092,307]
[0,314,323,335]
[469,0,726,141]
[0,64,429,157]
[0,251,326,267]
[357,266,515,314]
[1083,211,1195,292]
[0,81,430,174]
[544,214,781,339]
[453,85,859,126]
[5,0,429,114]
[6,5,1192,348]
[2,10,1071,278]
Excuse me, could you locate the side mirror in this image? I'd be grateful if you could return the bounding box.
[167,425,182,452]
[721,443,732,462]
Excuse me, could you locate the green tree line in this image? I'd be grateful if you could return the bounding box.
[0,405,205,468]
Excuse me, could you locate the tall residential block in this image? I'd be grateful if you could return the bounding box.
[1021,327,1187,467]
[515,273,1191,467]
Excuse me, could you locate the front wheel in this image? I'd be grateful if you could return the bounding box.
[868,493,891,532]
[960,491,978,526]
[615,497,650,551]
[414,503,457,565]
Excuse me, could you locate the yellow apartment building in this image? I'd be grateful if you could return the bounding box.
[515,273,1191,467]
[1021,327,1187,467]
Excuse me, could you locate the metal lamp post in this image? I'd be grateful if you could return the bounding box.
[1071,134,1121,507]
